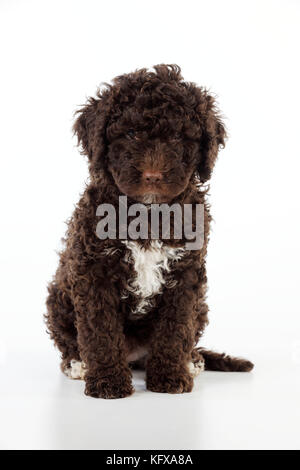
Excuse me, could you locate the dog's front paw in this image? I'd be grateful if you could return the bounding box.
[147,369,193,394]
[84,374,134,399]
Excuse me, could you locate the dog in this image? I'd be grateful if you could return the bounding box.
[46,64,253,399]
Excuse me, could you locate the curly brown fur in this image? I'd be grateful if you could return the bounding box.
[45,64,253,399]
[192,348,253,372]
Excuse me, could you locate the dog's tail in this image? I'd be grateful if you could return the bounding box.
[193,347,254,372]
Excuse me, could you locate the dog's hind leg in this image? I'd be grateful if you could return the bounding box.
[192,347,254,372]
[189,349,205,377]
[127,346,148,370]
[45,282,81,377]
[128,347,253,375]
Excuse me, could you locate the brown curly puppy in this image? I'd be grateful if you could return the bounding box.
[45,64,253,399]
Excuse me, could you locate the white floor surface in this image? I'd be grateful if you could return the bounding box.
[1,335,299,450]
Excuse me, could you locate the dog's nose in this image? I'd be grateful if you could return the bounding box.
[143,170,162,184]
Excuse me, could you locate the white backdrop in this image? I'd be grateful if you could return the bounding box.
[0,0,299,450]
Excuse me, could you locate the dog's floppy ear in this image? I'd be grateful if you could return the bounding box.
[73,93,110,169]
[73,98,97,160]
[197,93,226,183]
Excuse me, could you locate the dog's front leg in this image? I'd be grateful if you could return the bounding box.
[146,268,199,394]
[74,278,133,399]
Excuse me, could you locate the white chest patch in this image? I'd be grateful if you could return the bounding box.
[122,240,186,314]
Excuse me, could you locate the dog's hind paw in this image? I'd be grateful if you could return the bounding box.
[63,360,86,380]
[188,358,205,377]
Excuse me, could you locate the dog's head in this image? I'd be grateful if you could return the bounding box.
[74,64,226,203]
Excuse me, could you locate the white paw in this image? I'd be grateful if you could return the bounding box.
[188,359,205,377]
[64,360,86,380]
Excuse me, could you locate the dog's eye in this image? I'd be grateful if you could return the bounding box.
[127,129,136,139]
